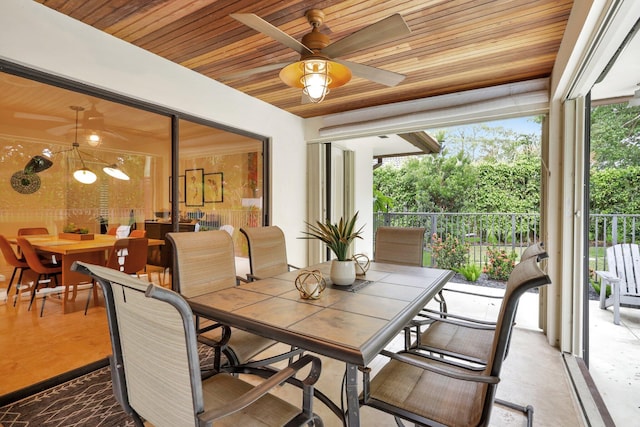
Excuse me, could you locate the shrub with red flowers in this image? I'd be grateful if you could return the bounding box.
[431,233,469,270]
[483,247,517,281]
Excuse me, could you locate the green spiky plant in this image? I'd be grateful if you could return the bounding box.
[301,212,364,261]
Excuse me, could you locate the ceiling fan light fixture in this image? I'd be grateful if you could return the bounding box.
[86,131,102,147]
[73,167,97,184]
[280,57,351,103]
[103,164,130,180]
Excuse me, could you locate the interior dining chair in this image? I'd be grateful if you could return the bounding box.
[16,236,63,316]
[106,225,119,235]
[167,230,295,370]
[361,256,551,427]
[85,237,149,314]
[0,234,31,305]
[16,227,54,263]
[71,261,324,427]
[128,229,146,238]
[373,226,426,267]
[17,227,49,236]
[240,225,300,281]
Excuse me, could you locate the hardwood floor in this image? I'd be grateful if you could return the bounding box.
[0,266,112,396]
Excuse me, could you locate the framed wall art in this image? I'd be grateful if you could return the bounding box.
[185,168,204,207]
[204,172,223,203]
[169,175,185,203]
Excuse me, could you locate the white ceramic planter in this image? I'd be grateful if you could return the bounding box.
[330,259,356,286]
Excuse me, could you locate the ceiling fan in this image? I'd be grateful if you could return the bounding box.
[229,9,411,102]
[15,104,127,142]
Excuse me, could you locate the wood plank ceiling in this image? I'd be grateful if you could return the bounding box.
[35,0,574,119]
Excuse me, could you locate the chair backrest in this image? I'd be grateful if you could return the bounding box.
[0,234,28,268]
[374,226,426,266]
[17,227,49,236]
[16,237,59,274]
[72,261,204,427]
[219,224,234,236]
[481,256,551,422]
[167,230,238,297]
[107,225,119,236]
[105,238,149,275]
[240,225,290,279]
[129,229,147,238]
[520,241,547,262]
[606,243,640,296]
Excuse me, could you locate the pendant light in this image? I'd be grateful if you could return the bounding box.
[25,105,130,184]
[70,106,97,184]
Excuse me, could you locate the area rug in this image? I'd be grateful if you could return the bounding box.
[0,345,216,426]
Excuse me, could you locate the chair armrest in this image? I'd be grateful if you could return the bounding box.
[380,350,499,384]
[199,354,321,423]
[595,270,621,284]
[440,286,504,300]
[415,309,497,328]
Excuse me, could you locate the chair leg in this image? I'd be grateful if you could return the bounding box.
[5,267,18,300]
[495,398,534,427]
[28,274,44,311]
[40,294,47,317]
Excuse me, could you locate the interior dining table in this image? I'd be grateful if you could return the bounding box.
[8,233,164,314]
[187,260,454,426]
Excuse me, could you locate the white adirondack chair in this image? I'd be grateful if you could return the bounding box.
[596,243,640,325]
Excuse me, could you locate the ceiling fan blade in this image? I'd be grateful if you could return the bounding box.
[14,112,69,123]
[322,14,411,58]
[230,13,313,56]
[335,59,406,87]
[47,123,75,136]
[219,62,291,81]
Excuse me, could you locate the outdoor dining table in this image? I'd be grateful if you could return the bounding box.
[8,233,164,314]
[187,260,454,426]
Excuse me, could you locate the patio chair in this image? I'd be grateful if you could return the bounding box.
[409,243,548,363]
[361,256,551,427]
[84,237,149,314]
[373,226,426,267]
[71,261,323,427]
[596,243,640,325]
[430,241,548,313]
[0,234,30,304]
[16,236,63,316]
[240,225,300,281]
[167,231,291,370]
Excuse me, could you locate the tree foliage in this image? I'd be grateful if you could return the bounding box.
[590,166,640,214]
[591,104,640,169]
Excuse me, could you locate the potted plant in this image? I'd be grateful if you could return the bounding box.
[301,212,364,285]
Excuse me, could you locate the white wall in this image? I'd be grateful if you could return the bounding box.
[0,0,309,266]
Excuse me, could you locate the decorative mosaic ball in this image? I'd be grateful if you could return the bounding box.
[295,269,326,300]
[352,253,370,276]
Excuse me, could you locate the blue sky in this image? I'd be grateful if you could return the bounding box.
[428,116,542,136]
